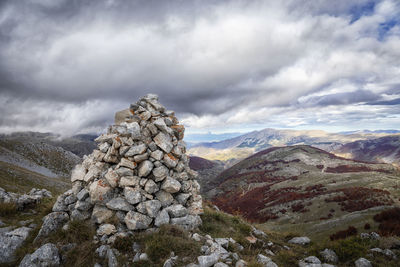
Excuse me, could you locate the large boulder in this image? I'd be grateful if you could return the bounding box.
[0,227,32,264]
[124,211,152,230]
[19,243,60,267]
[35,212,69,241]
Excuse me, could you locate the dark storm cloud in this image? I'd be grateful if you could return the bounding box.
[367,98,400,105]
[0,0,399,134]
[299,90,380,107]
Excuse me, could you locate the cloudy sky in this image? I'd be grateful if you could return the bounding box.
[0,0,399,137]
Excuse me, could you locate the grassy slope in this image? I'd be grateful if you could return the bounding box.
[0,161,70,195]
[0,139,80,177]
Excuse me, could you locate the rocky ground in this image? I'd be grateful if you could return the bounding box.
[1,203,398,266]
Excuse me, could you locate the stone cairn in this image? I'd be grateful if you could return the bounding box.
[38,94,203,243]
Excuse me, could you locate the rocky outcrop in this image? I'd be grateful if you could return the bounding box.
[0,227,32,264]
[0,187,52,210]
[35,94,203,243]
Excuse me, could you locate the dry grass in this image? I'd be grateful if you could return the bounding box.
[0,202,17,216]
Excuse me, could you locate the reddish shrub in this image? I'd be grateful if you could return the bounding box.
[325,187,393,212]
[373,207,400,236]
[326,165,391,174]
[364,223,371,230]
[291,203,305,212]
[330,226,358,241]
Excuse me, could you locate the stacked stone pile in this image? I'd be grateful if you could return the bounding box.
[0,187,52,209]
[36,94,203,243]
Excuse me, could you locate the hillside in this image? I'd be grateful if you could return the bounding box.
[188,128,399,162]
[0,132,97,158]
[189,156,225,194]
[209,145,400,238]
[0,133,82,178]
[334,135,400,166]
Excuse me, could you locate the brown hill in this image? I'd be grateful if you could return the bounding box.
[334,135,400,166]
[209,145,400,238]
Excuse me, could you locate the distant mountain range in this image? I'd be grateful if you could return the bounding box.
[188,128,400,164]
[334,135,400,166]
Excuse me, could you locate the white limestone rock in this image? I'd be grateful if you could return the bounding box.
[124,211,152,230]
[138,160,154,177]
[124,187,142,205]
[161,177,181,193]
[154,132,173,153]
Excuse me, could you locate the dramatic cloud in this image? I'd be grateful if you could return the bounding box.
[0,0,399,135]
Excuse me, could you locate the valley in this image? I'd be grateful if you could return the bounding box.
[0,127,399,266]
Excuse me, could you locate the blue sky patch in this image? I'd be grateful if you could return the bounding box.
[350,1,377,23]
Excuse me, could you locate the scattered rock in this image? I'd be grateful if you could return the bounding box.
[320,248,338,263]
[355,257,372,267]
[257,254,278,267]
[139,253,149,261]
[97,224,117,236]
[198,253,219,267]
[298,256,321,267]
[252,227,267,238]
[235,259,247,267]
[288,236,311,245]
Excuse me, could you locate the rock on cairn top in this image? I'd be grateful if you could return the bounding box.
[44,94,202,243]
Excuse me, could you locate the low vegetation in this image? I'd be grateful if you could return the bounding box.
[373,207,400,236]
[0,202,17,216]
[114,224,201,266]
[199,206,252,242]
[330,226,358,241]
[3,199,399,267]
[15,218,99,267]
